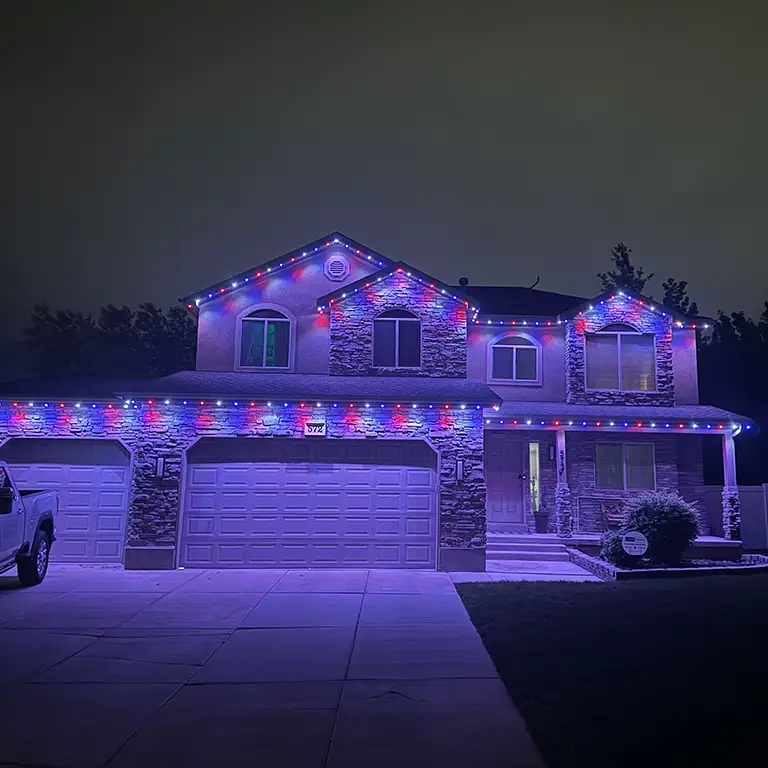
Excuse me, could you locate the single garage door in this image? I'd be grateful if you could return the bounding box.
[181,438,438,569]
[0,438,131,563]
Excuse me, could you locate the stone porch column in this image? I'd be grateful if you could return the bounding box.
[554,427,573,537]
[721,431,741,540]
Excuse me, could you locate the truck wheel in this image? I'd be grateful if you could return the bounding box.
[17,529,51,587]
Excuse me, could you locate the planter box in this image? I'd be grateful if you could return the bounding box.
[567,548,768,582]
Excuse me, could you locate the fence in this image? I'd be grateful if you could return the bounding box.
[702,485,768,550]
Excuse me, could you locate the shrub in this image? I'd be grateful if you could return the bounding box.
[622,491,699,566]
[600,530,641,568]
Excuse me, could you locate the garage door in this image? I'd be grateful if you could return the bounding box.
[181,438,438,569]
[0,439,130,563]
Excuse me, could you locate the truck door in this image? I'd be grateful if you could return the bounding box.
[0,466,25,565]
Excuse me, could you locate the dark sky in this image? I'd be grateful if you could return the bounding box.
[2,1,766,342]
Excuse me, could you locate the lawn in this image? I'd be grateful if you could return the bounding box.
[457,575,768,768]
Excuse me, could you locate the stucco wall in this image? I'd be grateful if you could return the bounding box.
[467,324,566,401]
[0,402,486,569]
[565,299,675,406]
[672,329,699,404]
[329,272,468,377]
[195,248,379,373]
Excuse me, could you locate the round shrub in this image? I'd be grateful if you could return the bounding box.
[622,491,700,566]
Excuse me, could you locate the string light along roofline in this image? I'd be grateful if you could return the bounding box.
[560,290,713,329]
[0,400,753,434]
[179,232,395,312]
[315,263,478,315]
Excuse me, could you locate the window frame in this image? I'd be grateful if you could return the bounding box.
[373,310,422,369]
[594,442,656,491]
[487,332,542,386]
[584,325,657,393]
[234,304,295,371]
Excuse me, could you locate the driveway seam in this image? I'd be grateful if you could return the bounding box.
[323,573,369,767]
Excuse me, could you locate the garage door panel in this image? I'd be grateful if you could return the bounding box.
[219,516,249,536]
[218,467,251,486]
[406,468,435,488]
[405,517,433,536]
[221,491,248,510]
[188,491,216,511]
[405,545,433,566]
[181,440,437,569]
[186,515,214,535]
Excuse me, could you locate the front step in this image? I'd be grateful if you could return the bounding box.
[490,542,567,553]
[486,549,571,562]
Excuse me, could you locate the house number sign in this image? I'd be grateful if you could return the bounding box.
[304,421,327,437]
[621,531,649,557]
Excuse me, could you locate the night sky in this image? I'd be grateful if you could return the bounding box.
[3,1,766,344]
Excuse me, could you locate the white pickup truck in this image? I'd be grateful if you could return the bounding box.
[0,462,57,586]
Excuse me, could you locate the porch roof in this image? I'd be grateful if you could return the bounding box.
[490,401,756,431]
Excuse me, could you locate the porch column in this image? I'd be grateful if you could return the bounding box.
[554,428,573,537]
[721,432,741,540]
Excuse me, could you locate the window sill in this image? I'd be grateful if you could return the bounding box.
[373,366,423,371]
[585,388,658,394]
[488,378,542,387]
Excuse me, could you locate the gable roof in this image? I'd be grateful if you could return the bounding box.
[559,290,712,327]
[317,263,477,314]
[179,232,395,313]
[457,286,587,317]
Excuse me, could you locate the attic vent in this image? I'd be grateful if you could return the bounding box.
[324,255,350,282]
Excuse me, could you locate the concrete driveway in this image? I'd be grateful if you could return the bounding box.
[0,565,544,768]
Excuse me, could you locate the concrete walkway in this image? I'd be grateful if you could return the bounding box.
[0,566,544,768]
[453,559,602,583]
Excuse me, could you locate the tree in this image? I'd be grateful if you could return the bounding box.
[597,242,653,294]
[661,278,699,317]
[23,303,197,379]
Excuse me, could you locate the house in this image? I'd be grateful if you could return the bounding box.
[0,233,755,571]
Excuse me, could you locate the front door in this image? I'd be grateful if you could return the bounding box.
[485,433,525,524]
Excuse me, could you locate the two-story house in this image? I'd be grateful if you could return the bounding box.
[0,233,754,571]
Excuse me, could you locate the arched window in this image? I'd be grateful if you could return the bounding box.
[373,309,421,368]
[586,323,656,391]
[490,335,540,383]
[239,308,291,368]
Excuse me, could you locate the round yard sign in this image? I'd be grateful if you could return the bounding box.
[621,531,649,557]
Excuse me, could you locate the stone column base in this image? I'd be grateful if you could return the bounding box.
[555,485,573,538]
[721,487,741,540]
[438,547,486,572]
[124,546,176,570]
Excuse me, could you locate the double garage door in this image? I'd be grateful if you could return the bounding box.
[180,438,438,569]
[0,438,131,563]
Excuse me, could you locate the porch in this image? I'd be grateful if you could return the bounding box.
[483,402,755,543]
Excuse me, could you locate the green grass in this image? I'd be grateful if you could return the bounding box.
[457,576,768,768]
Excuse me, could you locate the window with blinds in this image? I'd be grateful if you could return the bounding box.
[586,325,655,391]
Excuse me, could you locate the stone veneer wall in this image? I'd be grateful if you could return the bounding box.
[0,402,485,569]
[566,433,707,534]
[565,299,675,406]
[329,271,467,377]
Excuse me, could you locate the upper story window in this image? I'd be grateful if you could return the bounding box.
[490,334,539,383]
[240,309,290,368]
[586,323,655,391]
[373,309,421,368]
